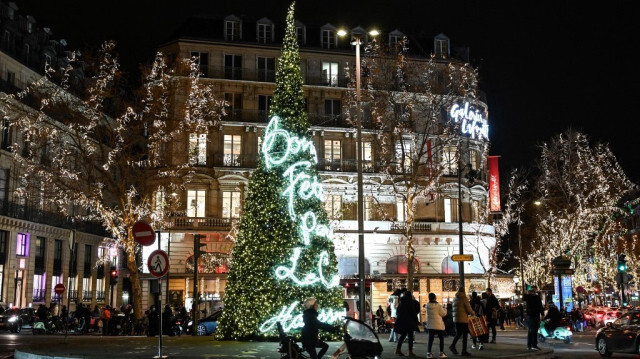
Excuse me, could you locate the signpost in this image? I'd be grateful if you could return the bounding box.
[134,221,155,246]
[451,254,474,262]
[54,283,65,295]
[148,249,169,359]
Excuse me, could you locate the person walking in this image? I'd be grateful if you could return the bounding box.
[425,293,448,358]
[523,285,544,350]
[449,288,475,356]
[394,291,419,356]
[484,288,499,343]
[301,297,336,359]
[499,305,506,330]
[388,289,401,342]
[376,305,385,329]
[470,292,485,350]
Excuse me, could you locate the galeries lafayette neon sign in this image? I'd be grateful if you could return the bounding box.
[259,116,342,333]
[449,102,489,141]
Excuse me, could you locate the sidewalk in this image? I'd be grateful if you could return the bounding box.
[13,332,553,359]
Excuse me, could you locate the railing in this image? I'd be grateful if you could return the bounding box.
[82,291,92,302]
[390,221,433,232]
[200,65,349,87]
[171,217,234,230]
[52,293,62,302]
[32,289,46,302]
[68,290,78,301]
[96,291,105,302]
[212,153,256,168]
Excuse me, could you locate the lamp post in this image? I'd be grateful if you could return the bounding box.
[338,28,378,323]
[517,199,541,296]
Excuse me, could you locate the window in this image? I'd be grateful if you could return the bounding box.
[190,51,209,76]
[222,191,241,219]
[67,276,78,301]
[23,43,30,61]
[386,255,420,275]
[84,244,92,277]
[257,57,275,82]
[324,195,342,219]
[224,54,242,80]
[470,150,479,171]
[0,168,8,202]
[321,29,335,49]
[443,146,458,174]
[324,140,341,171]
[53,239,63,275]
[365,195,374,220]
[16,232,29,256]
[444,198,459,222]
[1,117,10,150]
[0,231,6,301]
[258,95,272,120]
[96,278,105,302]
[472,200,482,222]
[225,20,241,40]
[82,277,92,302]
[224,92,243,119]
[154,189,165,212]
[188,133,207,165]
[361,141,373,171]
[223,135,242,167]
[322,62,338,86]
[34,237,45,274]
[395,140,412,172]
[187,190,206,217]
[435,35,450,58]
[296,26,306,45]
[396,198,406,222]
[324,99,341,118]
[33,274,46,302]
[257,22,273,43]
[51,275,63,301]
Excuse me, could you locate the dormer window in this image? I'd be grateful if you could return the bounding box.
[320,24,336,49]
[224,15,242,41]
[351,26,367,45]
[256,18,274,44]
[389,29,404,48]
[294,20,306,45]
[434,33,450,59]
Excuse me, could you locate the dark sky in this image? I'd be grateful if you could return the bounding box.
[14,0,640,182]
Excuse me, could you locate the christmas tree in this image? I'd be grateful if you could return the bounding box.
[216,2,344,339]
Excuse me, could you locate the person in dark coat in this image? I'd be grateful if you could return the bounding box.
[394,291,419,356]
[543,303,562,333]
[523,285,544,350]
[485,288,499,343]
[301,297,336,359]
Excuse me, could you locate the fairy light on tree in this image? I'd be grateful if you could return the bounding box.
[215,2,343,339]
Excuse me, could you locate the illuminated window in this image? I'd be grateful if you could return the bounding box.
[16,232,29,256]
[154,189,165,212]
[470,150,479,171]
[322,62,338,86]
[443,146,458,175]
[434,34,450,59]
[444,198,459,222]
[82,277,92,302]
[187,189,206,217]
[51,275,63,300]
[324,195,342,219]
[395,140,412,172]
[365,195,374,220]
[223,135,242,167]
[222,191,241,219]
[361,141,373,171]
[396,198,406,222]
[33,274,46,302]
[324,140,341,171]
[189,133,207,165]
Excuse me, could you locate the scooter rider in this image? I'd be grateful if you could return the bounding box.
[543,303,562,334]
[301,297,337,359]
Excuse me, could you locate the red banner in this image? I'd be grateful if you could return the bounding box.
[488,156,501,212]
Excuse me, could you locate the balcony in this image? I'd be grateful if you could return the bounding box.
[200,65,348,87]
[212,153,256,168]
[96,291,105,302]
[82,290,92,302]
[68,290,78,301]
[171,217,235,231]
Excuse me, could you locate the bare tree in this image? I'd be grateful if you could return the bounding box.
[0,42,224,318]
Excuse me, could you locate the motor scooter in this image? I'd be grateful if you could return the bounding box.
[538,319,573,344]
[32,316,57,334]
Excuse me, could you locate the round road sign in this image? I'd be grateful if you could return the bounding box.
[147,249,170,278]
[133,221,155,246]
[54,283,66,295]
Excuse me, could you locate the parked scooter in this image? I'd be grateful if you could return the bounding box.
[32,315,57,334]
[538,319,573,344]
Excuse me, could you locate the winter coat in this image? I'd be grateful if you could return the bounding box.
[452,291,475,324]
[523,292,544,317]
[301,308,335,342]
[394,294,419,335]
[425,302,447,331]
[486,294,500,320]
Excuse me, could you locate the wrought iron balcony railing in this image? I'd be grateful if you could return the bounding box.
[82,290,92,302]
[32,289,46,302]
[96,291,106,302]
[171,217,235,231]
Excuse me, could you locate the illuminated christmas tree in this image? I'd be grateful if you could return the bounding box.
[216,2,343,339]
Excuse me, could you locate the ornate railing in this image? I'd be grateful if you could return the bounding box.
[171,217,234,231]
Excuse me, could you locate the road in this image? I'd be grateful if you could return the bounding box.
[0,326,638,358]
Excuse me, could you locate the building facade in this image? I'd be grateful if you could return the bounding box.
[145,14,510,320]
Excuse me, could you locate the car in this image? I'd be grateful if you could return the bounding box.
[195,310,221,336]
[595,310,640,357]
[603,310,623,326]
[19,307,36,328]
[0,308,24,333]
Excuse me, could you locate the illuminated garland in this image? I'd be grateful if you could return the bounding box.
[259,301,345,333]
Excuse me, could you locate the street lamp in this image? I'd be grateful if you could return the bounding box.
[338,28,378,323]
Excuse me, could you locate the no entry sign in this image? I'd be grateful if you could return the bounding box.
[147,249,170,278]
[54,283,66,295]
[133,221,155,246]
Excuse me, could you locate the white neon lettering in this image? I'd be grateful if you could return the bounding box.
[450,102,489,140]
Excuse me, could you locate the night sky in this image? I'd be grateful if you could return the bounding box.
[14,0,640,183]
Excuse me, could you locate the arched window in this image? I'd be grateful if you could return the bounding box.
[386,255,420,274]
[186,252,229,274]
[337,256,370,276]
[441,256,485,274]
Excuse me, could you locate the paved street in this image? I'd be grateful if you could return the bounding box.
[4,326,640,359]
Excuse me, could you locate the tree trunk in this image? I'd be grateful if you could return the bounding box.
[127,251,144,320]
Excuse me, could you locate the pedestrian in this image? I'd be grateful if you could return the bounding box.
[514,306,522,328]
[394,291,419,356]
[470,292,485,350]
[499,305,506,330]
[50,302,59,323]
[93,305,100,318]
[517,303,525,328]
[485,288,499,343]
[523,285,544,350]
[376,305,385,328]
[425,293,448,358]
[301,297,336,359]
[102,305,111,336]
[449,287,475,356]
[388,289,401,342]
[444,303,455,336]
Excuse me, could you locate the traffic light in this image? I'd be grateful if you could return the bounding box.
[193,234,207,269]
[618,254,628,273]
[110,266,118,285]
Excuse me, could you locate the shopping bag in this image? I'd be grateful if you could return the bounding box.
[468,315,488,338]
